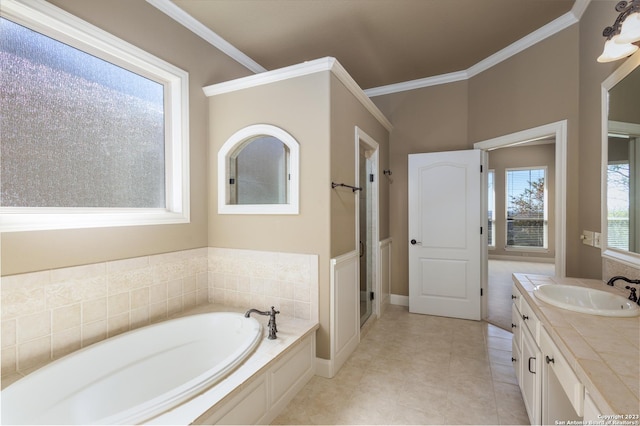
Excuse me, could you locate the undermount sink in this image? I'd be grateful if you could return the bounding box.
[533,284,640,317]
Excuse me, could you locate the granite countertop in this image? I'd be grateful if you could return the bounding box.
[513,274,639,416]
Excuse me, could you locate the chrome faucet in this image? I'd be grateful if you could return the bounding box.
[244,306,280,339]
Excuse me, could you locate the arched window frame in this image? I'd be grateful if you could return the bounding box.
[218,124,299,214]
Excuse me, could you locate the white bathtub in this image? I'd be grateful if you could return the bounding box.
[1,312,262,425]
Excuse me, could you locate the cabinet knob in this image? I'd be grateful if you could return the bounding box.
[545,355,555,364]
[511,323,517,328]
[522,314,529,320]
[511,357,517,362]
[511,295,517,300]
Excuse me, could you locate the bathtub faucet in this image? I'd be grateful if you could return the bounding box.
[244,306,280,339]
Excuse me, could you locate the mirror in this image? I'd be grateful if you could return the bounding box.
[602,53,640,267]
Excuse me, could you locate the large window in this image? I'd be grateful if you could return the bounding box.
[0,1,189,231]
[487,170,495,248]
[506,167,547,249]
[607,161,630,251]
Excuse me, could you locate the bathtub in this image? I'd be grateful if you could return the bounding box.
[1,312,262,425]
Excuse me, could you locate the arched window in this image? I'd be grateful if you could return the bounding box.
[218,124,299,214]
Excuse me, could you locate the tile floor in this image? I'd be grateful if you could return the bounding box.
[273,305,530,425]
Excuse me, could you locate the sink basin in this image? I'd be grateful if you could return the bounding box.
[533,284,640,317]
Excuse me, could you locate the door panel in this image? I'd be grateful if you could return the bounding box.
[408,150,482,320]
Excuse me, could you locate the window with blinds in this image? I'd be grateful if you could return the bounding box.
[506,167,547,249]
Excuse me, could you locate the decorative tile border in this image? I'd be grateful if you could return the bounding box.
[1,247,317,380]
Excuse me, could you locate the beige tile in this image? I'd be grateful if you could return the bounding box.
[52,326,81,359]
[149,282,168,304]
[107,313,129,337]
[2,319,16,348]
[168,279,183,298]
[108,292,130,317]
[131,287,149,309]
[82,320,107,347]
[17,311,51,343]
[1,346,17,377]
[82,297,107,323]
[17,336,51,371]
[53,304,81,332]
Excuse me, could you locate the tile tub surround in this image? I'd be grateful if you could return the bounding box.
[1,247,318,383]
[513,273,640,416]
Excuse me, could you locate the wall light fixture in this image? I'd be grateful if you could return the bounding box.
[598,0,640,62]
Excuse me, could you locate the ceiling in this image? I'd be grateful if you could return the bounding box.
[165,0,578,91]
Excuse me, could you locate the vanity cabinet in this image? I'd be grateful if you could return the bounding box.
[512,284,541,425]
[511,283,584,426]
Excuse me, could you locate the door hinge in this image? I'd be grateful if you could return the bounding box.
[480,226,483,235]
[480,165,483,173]
[370,173,374,182]
[370,291,375,301]
[481,288,483,296]
[229,178,235,185]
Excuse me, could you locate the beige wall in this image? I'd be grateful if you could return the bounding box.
[488,143,556,260]
[330,74,391,258]
[1,0,252,276]
[206,72,333,357]
[373,81,470,295]
[207,70,389,359]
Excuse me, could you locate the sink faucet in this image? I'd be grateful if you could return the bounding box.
[244,306,280,339]
[606,276,640,286]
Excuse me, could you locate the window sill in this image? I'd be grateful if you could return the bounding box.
[504,246,549,253]
[0,209,190,232]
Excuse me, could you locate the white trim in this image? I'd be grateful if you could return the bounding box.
[390,294,409,307]
[203,57,392,132]
[601,51,640,268]
[474,120,568,278]
[355,127,380,322]
[0,0,190,232]
[489,254,555,263]
[145,0,266,74]
[217,124,299,215]
[365,10,581,97]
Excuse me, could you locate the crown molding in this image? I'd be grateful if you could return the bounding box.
[146,0,266,73]
[150,0,589,99]
[366,8,582,97]
[203,57,393,131]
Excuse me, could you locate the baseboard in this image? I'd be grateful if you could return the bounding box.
[315,357,332,378]
[390,294,409,306]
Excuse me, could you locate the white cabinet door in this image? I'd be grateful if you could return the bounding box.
[521,324,541,425]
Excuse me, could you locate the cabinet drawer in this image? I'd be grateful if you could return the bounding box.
[540,327,584,416]
[520,296,540,343]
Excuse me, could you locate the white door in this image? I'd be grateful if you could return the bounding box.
[408,150,482,320]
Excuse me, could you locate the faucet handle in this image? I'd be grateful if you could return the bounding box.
[625,286,638,302]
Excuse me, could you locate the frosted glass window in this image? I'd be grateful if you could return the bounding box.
[218,124,299,215]
[231,137,288,205]
[0,17,165,208]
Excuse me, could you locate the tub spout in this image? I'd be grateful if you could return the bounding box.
[245,306,280,339]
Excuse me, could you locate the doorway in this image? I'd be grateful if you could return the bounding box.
[356,127,379,328]
[475,120,567,328]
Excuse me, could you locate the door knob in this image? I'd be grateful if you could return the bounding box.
[410,239,421,245]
